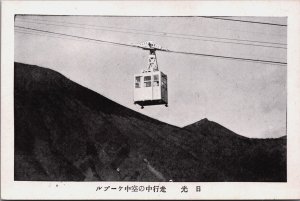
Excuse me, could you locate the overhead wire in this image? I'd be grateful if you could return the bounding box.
[16,17,286,45]
[16,17,287,48]
[166,50,286,65]
[15,25,287,66]
[16,29,286,62]
[15,25,135,48]
[14,21,286,50]
[199,17,287,27]
[15,29,89,44]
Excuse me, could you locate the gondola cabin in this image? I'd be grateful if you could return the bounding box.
[133,41,168,109]
[134,71,168,108]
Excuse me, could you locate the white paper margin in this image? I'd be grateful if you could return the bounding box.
[1,1,300,200]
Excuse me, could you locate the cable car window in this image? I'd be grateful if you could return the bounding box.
[143,76,151,87]
[153,81,159,87]
[161,75,167,89]
[144,76,151,81]
[153,74,159,81]
[144,82,151,87]
[161,77,166,85]
[135,76,141,83]
[135,76,141,88]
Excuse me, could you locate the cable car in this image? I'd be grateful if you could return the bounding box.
[134,41,168,109]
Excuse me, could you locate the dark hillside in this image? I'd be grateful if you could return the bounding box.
[183,118,286,181]
[14,62,286,181]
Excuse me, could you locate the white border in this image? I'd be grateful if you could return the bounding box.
[1,1,300,200]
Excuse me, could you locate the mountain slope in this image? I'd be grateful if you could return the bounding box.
[183,118,286,181]
[14,62,286,181]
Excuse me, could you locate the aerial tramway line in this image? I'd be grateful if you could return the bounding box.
[14,21,287,110]
[133,41,168,109]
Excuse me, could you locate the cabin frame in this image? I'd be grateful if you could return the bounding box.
[133,70,168,108]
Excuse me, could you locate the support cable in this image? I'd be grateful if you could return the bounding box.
[15,25,287,66]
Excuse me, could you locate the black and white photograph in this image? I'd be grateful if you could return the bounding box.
[13,15,287,182]
[2,1,300,200]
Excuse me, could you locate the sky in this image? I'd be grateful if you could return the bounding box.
[14,16,287,138]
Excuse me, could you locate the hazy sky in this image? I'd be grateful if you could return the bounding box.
[14,16,287,138]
